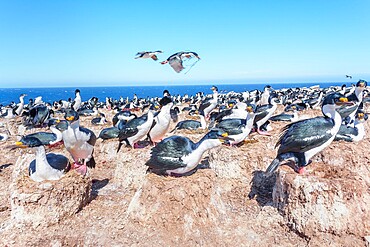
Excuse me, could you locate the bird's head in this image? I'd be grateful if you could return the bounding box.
[246,104,256,113]
[357,80,367,88]
[16,136,43,148]
[322,92,353,108]
[206,129,234,144]
[64,109,80,122]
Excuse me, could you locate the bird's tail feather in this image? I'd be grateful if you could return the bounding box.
[86,156,96,168]
[265,158,280,175]
[117,142,123,153]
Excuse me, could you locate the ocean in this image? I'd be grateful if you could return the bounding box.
[0,82,344,106]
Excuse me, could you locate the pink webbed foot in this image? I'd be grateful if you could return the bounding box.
[72,162,88,176]
[298,167,305,175]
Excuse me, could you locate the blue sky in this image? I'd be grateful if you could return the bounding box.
[0,0,369,88]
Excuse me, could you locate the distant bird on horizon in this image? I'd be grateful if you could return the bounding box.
[346,75,353,79]
[135,51,163,61]
[161,51,200,73]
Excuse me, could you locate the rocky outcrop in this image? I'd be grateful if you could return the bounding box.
[9,154,91,228]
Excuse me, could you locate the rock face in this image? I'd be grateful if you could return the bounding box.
[273,141,370,240]
[10,154,91,228]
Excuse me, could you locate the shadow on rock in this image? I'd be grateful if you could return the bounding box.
[248,170,276,206]
[90,178,110,201]
[0,163,12,172]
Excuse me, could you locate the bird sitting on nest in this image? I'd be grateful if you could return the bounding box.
[16,137,70,182]
[145,129,233,176]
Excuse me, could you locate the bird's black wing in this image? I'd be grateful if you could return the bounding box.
[118,116,147,140]
[276,117,334,154]
[198,99,211,112]
[145,136,193,170]
[79,127,97,146]
[214,109,233,122]
[169,56,184,73]
[338,104,358,119]
[46,153,70,171]
[253,104,272,123]
[336,124,358,137]
[24,132,56,145]
[99,127,120,140]
[216,119,245,135]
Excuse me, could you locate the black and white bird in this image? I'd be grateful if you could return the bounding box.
[18,122,63,147]
[112,110,137,128]
[145,129,233,176]
[62,109,96,175]
[98,127,120,141]
[265,93,353,175]
[338,79,367,126]
[160,51,200,73]
[259,85,272,106]
[15,94,27,116]
[253,93,279,135]
[72,89,82,112]
[199,86,219,119]
[170,111,207,133]
[117,108,155,151]
[147,96,174,144]
[335,110,367,142]
[215,105,256,145]
[91,113,107,125]
[135,50,163,61]
[16,137,69,182]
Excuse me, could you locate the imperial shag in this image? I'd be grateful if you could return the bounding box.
[62,109,96,176]
[199,86,218,119]
[117,108,155,151]
[215,105,256,145]
[145,129,233,176]
[170,111,207,133]
[265,93,353,175]
[334,110,367,142]
[160,51,200,73]
[135,50,163,61]
[147,96,174,144]
[16,137,69,182]
[253,93,278,135]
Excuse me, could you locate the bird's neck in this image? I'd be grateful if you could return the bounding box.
[50,126,62,140]
[199,115,207,129]
[35,146,47,163]
[322,105,342,129]
[246,113,255,129]
[195,137,221,153]
[355,87,364,102]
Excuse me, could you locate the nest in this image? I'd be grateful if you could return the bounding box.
[10,159,91,228]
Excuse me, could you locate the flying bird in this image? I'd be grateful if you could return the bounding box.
[160,51,200,73]
[346,75,352,79]
[135,51,163,61]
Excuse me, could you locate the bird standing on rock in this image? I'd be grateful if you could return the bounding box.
[265,93,353,175]
[62,109,96,176]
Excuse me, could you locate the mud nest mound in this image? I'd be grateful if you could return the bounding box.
[10,154,91,228]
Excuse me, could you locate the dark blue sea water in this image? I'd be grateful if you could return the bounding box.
[0,82,344,106]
